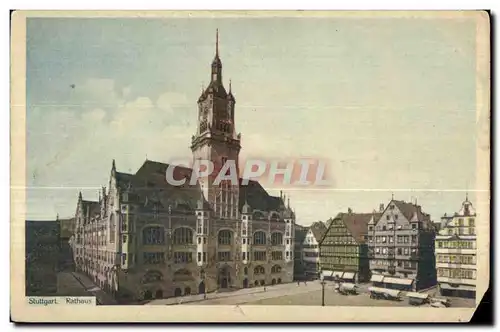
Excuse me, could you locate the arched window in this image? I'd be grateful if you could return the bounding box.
[218,230,233,245]
[253,211,265,220]
[270,212,280,221]
[142,226,165,245]
[271,232,283,246]
[173,227,193,245]
[271,265,282,274]
[253,265,265,275]
[109,214,116,243]
[253,231,267,245]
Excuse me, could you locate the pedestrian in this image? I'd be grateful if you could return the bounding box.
[297,280,300,286]
[264,286,266,292]
[304,280,307,286]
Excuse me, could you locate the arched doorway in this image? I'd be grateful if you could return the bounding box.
[143,290,152,300]
[260,280,265,286]
[218,265,231,289]
[198,281,206,294]
[277,278,282,284]
[155,290,163,299]
[254,280,259,287]
[185,287,191,295]
[174,288,182,297]
[272,279,276,285]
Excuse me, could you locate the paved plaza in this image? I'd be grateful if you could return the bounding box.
[148,280,475,308]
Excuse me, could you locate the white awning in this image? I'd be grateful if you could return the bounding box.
[333,271,344,278]
[370,274,384,282]
[342,272,355,280]
[406,292,429,299]
[440,283,476,291]
[383,277,413,286]
[321,270,333,278]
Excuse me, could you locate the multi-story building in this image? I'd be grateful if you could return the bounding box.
[71,31,296,302]
[293,224,308,280]
[368,199,437,291]
[59,216,76,271]
[302,221,327,279]
[320,209,378,283]
[25,219,60,295]
[435,195,476,298]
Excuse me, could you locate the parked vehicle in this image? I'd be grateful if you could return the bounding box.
[431,297,451,308]
[339,283,358,295]
[368,287,385,300]
[368,287,402,301]
[407,292,430,306]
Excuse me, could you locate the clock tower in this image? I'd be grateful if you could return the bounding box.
[191,30,241,220]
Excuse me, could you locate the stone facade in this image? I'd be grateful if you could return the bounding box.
[368,199,437,291]
[71,31,295,302]
[435,195,476,298]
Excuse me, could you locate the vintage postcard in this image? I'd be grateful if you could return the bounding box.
[10,10,490,322]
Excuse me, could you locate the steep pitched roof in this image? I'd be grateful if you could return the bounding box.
[391,200,433,230]
[238,179,284,213]
[309,221,328,242]
[333,212,380,244]
[115,160,284,214]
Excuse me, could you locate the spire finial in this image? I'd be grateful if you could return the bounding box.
[288,197,290,208]
[216,29,219,56]
[392,192,394,200]
[465,191,469,202]
[112,159,116,171]
[229,79,232,92]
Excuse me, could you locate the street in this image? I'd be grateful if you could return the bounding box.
[147,280,475,307]
[56,271,117,305]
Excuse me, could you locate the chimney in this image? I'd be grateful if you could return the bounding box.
[348,207,353,214]
[379,204,385,212]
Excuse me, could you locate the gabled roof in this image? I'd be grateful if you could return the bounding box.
[112,159,285,214]
[238,179,284,213]
[309,221,328,242]
[329,212,380,244]
[390,200,433,229]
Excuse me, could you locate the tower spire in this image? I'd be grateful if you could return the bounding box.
[216,28,219,56]
[229,79,232,93]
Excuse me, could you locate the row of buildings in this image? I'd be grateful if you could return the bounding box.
[315,196,477,298]
[51,31,476,303]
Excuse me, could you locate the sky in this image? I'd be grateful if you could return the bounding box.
[25,15,482,225]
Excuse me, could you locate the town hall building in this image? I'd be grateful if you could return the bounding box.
[70,31,296,302]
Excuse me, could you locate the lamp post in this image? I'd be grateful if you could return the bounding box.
[320,275,326,307]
